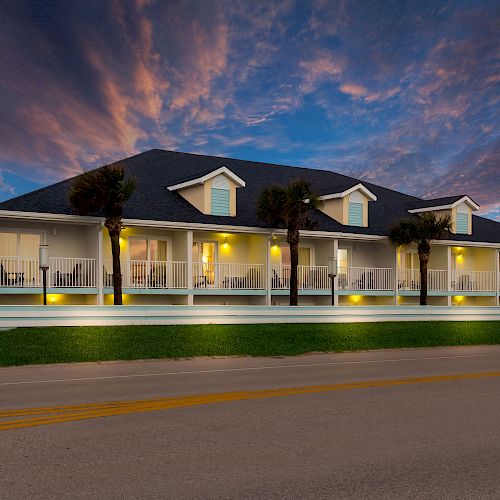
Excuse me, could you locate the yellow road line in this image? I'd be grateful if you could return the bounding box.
[1,370,499,432]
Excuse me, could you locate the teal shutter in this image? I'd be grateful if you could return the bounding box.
[456,212,468,234]
[348,202,363,226]
[211,188,230,216]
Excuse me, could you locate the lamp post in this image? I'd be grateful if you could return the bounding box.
[328,257,338,306]
[39,244,49,305]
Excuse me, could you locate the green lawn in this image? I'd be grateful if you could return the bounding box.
[0,321,499,367]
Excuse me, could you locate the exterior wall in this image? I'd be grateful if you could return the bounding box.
[193,231,267,264]
[319,199,343,223]
[450,246,495,271]
[0,219,94,258]
[339,240,394,267]
[177,184,204,213]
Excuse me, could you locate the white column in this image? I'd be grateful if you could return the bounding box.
[394,246,399,306]
[187,230,193,306]
[266,237,272,306]
[447,246,452,306]
[97,224,104,305]
[495,250,499,307]
[333,239,339,306]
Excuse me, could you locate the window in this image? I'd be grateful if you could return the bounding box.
[211,175,230,216]
[456,203,469,234]
[129,238,168,261]
[281,246,311,266]
[0,232,40,257]
[348,191,364,226]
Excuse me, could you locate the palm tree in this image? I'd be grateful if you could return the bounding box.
[69,164,135,305]
[257,179,319,306]
[389,211,452,306]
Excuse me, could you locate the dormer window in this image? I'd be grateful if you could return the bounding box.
[211,175,230,216]
[167,166,245,217]
[406,195,479,235]
[314,183,376,228]
[348,191,364,227]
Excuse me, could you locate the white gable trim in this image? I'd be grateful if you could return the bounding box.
[167,166,246,191]
[317,183,377,202]
[407,196,480,214]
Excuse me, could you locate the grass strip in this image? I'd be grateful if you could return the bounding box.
[0,321,499,367]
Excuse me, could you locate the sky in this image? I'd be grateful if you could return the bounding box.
[0,0,499,219]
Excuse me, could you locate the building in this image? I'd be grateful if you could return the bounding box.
[0,149,498,307]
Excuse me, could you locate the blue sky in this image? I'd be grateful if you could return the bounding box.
[0,0,499,219]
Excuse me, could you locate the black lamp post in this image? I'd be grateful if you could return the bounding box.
[39,244,49,305]
[328,257,338,306]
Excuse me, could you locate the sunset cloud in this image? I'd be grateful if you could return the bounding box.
[0,0,498,220]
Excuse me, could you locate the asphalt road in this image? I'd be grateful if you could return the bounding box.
[2,345,500,499]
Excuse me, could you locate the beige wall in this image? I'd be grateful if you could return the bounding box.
[178,184,204,213]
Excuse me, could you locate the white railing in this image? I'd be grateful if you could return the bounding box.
[104,260,187,288]
[193,263,266,289]
[337,267,394,291]
[398,269,448,291]
[0,256,96,288]
[50,257,97,287]
[271,265,329,290]
[0,256,40,287]
[450,270,495,292]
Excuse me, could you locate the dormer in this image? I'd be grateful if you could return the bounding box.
[167,166,245,217]
[407,195,479,235]
[317,183,377,227]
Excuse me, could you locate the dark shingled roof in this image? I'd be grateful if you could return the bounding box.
[0,149,498,243]
[405,195,476,211]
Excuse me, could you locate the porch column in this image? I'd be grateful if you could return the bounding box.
[333,239,339,306]
[97,224,104,305]
[187,230,193,306]
[496,250,499,307]
[266,236,271,306]
[447,246,452,306]
[394,246,399,306]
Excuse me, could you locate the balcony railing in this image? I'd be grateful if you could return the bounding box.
[271,265,329,290]
[0,256,97,288]
[193,263,265,289]
[398,269,448,291]
[338,266,394,291]
[0,256,40,287]
[104,260,187,288]
[50,257,97,287]
[450,270,495,292]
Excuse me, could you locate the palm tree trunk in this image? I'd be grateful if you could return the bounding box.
[288,228,299,306]
[106,219,123,306]
[418,242,430,306]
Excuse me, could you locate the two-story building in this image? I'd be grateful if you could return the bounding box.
[0,149,498,307]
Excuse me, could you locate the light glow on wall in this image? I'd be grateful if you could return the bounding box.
[350,295,362,305]
[47,294,63,304]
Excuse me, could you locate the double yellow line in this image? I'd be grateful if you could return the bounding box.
[2,370,499,431]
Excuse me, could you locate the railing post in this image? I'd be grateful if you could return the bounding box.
[447,246,452,306]
[266,237,272,305]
